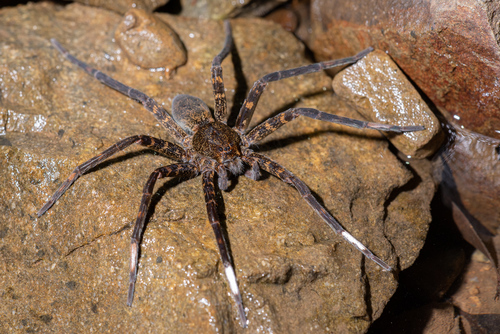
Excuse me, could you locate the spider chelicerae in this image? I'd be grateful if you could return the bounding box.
[38,20,424,328]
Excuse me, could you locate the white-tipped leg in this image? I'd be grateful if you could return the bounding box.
[225,265,248,328]
[341,231,392,271]
[249,152,393,272]
[127,242,139,306]
[203,170,248,327]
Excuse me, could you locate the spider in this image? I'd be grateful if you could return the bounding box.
[38,20,424,328]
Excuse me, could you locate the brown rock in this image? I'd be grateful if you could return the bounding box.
[265,8,298,33]
[384,158,437,270]
[0,2,434,332]
[70,0,169,14]
[380,302,461,334]
[115,9,186,70]
[434,122,500,233]
[452,243,500,316]
[178,0,284,20]
[180,0,244,19]
[332,50,443,158]
[310,0,500,140]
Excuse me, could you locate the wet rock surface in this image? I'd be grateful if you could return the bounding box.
[115,9,186,70]
[178,0,284,20]
[70,0,169,14]
[309,0,500,140]
[0,3,434,333]
[332,50,443,158]
[435,123,500,234]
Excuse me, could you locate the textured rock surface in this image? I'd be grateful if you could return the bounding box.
[452,248,500,317]
[178,0,283,20]
[310,0,500,140]
[70,0,169,14]
[0,3,434,333]
[333,50,443,158]
[434,123,500,233]
[115,9,186,70]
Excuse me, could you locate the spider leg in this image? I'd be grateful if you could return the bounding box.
[234,47,374,132]
[50,39,188,144]
[244,153,392,272]
[202,170,247,328]
[127,163,195,306]
[244,159,261,180]
[37,135,186,217]
[211,20,233,123]
[245,107,425,145]
[216,164,229,191]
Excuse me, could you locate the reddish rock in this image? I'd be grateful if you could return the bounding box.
[434,122,500,233]
[310,0,500,140]
[265,8,298,33]
[452,246,500,317]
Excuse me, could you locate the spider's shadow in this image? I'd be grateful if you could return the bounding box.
[87,148,237,270]
[234,87,390,153]
[227,37,249,127]
[255,128,388,153]
[145,158,236,270]
[87,148,160,173]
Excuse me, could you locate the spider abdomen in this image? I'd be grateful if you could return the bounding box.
[172,94,213,134]
[192,121,242,164]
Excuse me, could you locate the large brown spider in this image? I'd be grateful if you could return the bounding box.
[38,21,424,328]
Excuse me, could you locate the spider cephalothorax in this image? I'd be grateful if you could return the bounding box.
[172,93,245,190]
[38,21,424,328]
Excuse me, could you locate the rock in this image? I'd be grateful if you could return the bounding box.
[0,2,434,333]
[264,8,298,33]
[262,0,313,46]
[434,122,500,233]
[180,0,245,19]
[451,241,500,316]
[383,158,437,270]
[178,0,283,20]
[377,302,461,334]
[332,50,443,158]
[71,0,169,14]
[310,0,500,140]
[115,9,186,70]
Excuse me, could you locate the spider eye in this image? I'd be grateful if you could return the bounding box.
[218,147,223,152]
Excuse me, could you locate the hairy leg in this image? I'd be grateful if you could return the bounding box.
[202,170,247,328]
[51,39,188,144]
[37,135,186,217]
[244,153,392,271]
[211,20,233,122]
[127,163,195,306]
[235,48,374,132]
[245,107,424,145]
